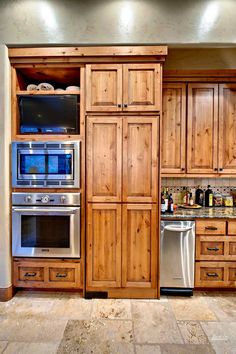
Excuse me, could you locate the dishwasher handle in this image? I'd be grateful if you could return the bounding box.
[164,225,193,232]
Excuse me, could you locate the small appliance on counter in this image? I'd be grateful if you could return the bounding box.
[160,220,195,296]
[12,192,81,258]
[12,141,80,188]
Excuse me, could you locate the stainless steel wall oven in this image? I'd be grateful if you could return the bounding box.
[12,141,80,188]
[12,193,80,258]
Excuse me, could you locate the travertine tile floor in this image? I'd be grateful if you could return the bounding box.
[0,291,235,354]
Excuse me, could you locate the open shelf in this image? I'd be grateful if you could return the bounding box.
[17,90,80,95]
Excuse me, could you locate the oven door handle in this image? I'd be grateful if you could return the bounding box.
[12,207,79,214]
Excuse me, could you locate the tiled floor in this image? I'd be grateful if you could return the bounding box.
[0,291,235,354]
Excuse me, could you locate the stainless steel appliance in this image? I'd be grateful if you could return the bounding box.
[12,141,80,188]
[12,192,80,258]
[160,220,195,295]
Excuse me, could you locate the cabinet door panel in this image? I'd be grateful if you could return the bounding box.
[219,84,236,174]
[123,117,158,202]
[87,204,121,288]
[162,83,186,173]
[187,84,218,174]
[87,117,122,202]
[123,64,161,111]
[86,64,122,112]
[122,204,157,289]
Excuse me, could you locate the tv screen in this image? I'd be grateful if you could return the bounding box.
[19,95,79,134]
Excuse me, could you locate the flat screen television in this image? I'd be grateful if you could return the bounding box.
[18,95,79,134]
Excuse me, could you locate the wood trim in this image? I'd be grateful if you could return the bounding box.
[0,286,14,302]
[164,69,236,79]
[9,46,168,58]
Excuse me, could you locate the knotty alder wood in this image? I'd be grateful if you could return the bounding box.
[218,84,236,174]
[86,64,122,112]
[86,204,122,288]
[187,84,218,174]
[123,117,158,203]
[228,221,236,235]
[196,220,226,235]
[123,64,161,111]
[195,262,236,288]
[86,117,122,202]
[161,83,186,173]
[122,204,157,289]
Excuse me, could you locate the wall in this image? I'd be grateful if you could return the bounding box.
[0,45,11,290]
[0,0,236,45]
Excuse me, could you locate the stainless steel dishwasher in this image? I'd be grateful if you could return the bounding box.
[160,220,195,296]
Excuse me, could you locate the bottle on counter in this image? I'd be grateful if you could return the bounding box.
[161,192,166,214]
[168,193,174,213]
[195,185,204,206]
[189,192,194,206]
[205,185,213,207]
[164,187,169,211]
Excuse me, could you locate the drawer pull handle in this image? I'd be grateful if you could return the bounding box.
[206,272,219,277]
[56,273,67,278]
[205,226,218,231]
[24,272,37,277]
[207,247,219,251]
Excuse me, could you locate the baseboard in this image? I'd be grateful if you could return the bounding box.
[0,285,13,302]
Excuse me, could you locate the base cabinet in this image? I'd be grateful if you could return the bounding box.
[86,203,158,292]
[13,259,82,289]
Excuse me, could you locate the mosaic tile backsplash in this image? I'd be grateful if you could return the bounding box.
[161,178,236,204]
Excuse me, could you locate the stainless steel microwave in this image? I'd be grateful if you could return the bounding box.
[12,141,80,188]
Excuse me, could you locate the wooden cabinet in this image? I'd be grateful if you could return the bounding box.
[122,204,157,288]
[195,219,236,288]
[86,203,157,291]
[123,117,158,202]
[187,84,218,174]
[219,84,236,174]
[87,117,122,202]
[13,259,82,289]
[86,64,161,112]
[162,83,186,174]
[87,116,158,203]
[87,204,122,288]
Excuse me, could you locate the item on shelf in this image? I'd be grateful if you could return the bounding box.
[55,88,64,91]
[66,85,80,91]
[189,192,194,206]
[195,186,204,206]
[222,195,233,207]
[179,204,202,209]
[168,193,174,213]
[163,187,169,211]
[231,189,236,206]
[26,84,37,91]
[205,185,213,207]
[213,193,223,207]
[37,82,54,91]
[161,192,166,214]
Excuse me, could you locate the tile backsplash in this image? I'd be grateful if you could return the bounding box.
[161,178,236,204]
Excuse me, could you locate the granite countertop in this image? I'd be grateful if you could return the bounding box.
[161,207,236,219]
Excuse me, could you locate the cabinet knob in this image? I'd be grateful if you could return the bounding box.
[117,104,122,108]
[123,104,128,108]
[219,168,223,171]
[214,168,218,171]
[181,168,185,171]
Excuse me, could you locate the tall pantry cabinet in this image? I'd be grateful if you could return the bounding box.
[85,54,167,298]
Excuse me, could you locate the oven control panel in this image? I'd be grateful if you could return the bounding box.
[12,192,81,206]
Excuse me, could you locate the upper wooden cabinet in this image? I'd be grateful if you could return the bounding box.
[87,116,122,202]
[162,83,186,174]
[86,63,161,112]
[187,84,218,174]
[219,84,236,174]
[87,116,158,203]
[123,117,158,202]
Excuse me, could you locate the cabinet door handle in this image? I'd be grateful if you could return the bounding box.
[207,247,219,251]
[205,226,218,231]
[24,272,37,277]
[56,273,67,278]
[206,272,219,277]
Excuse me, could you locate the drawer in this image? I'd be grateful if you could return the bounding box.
[229,240,236,256]
[228,221,236,235]
[195,262,236,288]
[18,266,44,282]
[196,220,226,235]
[49,267,76,283]
[196,236,236,261]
